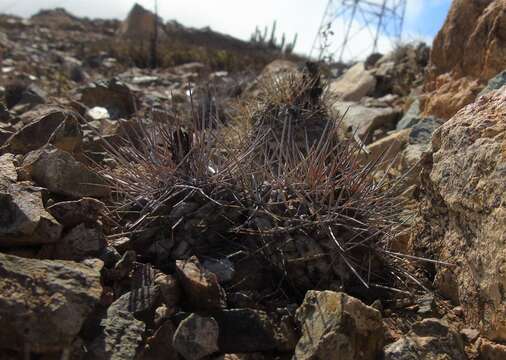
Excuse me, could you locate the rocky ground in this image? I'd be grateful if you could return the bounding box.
[1,1,506,360]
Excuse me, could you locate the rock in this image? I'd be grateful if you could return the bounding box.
[173,314,219,360]
[87,289,146,360]
[212,308,297,354]
[294,291,383,360]
[140,320,180,360]
[421,75,483,120]
[397,98,422,130]
[175,256,226,310]
[54,223,106,261]
[384,318,466,360]
[87,106,110,120]
[429,0,506,82]
[1,108,77,154]
[329,62,376,101]
[416,87,506,341]
[154,273,181,310]
[361,128,410,167]
[5,81,45,110]
[0,183,62,247]
[460,328,479,343]
[422,0,506,119]
[0,153,17,190]
[333,101,401,144]
[478,338,506,360]
[46,197,106,228]
[119,3,166,41]
[203,257,235,283]
[415,293,435,316]
[212,355,266,360]
[479,69,506,97]
[0,253,102,353]
[22,146,110,198]
[75,79,136,119]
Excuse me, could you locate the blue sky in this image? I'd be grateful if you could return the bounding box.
[1,0,452,58]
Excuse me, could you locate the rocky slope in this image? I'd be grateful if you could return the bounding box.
[1,1,506,360]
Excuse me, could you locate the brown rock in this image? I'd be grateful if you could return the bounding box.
[294,291,383,360]
[422,0,506,119]
[140,321,180,360]
[479,338,506,360]
[46,197,106,228]
[0,183,62,247]
[22,146,110,198]
[175,256,226,310]
[416,87,506,341]
[1,108,77,155]
[0,153,17,190]
[54,223,106,261]
[0,254,102,353]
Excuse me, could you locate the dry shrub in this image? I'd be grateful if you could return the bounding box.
[101,63,437,300]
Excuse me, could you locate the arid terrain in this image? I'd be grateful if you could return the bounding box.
[1,1,506,359]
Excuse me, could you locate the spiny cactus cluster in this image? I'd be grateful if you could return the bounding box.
[250,21,298,55]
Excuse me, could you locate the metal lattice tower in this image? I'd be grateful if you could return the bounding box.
[311,0,407,62]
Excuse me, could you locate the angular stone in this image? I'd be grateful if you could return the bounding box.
[384,318,466,360]
[75,79,136,119]
[0,153,17,190]
[294,291,383,360]
[54,223,106,261]
[173,314,219,360]
[0,254,102,353]
[175,256,226,310]
[0,108,76,154]
[329,63,377,101]
[479,69,506,97]
[0,183,62,247]
[333,101,401,144]
[140,321,180,360]
[46,197,106,228]
[23,146,110,198]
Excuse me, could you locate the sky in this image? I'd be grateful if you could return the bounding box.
[0,0,452,59]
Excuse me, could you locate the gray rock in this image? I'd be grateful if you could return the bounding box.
[396,99,422,130]
[479,69,506,97]
[0,253,102,353]
[294,291,383,360]
[55,223,106,260]
[46,197,106,228]
[23,145,110,198]
[0,183,62,247]
[0,153,17,190]
[203,257,235,283]
[384,318,466,360]
[87,290,146,360]
[333,101,401,144]
[173,314,219,360]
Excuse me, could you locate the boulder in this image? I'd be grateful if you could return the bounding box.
[329,62,376,101]
[1,108,77,155]
[384,318,466,360]
[416,87,506,341]
[0,254,102,353]
[54,223,106,261]
[422,0,506,119]
[140,320,180,360]
[75,79,136,119]
[397,98,422,130]
[294,291,383,360]
[0,153,17,190]
[175,256,226,311]
[173,314,219,360]
[0,183,62,247]
[333,101,401,144]
[22,146,110,198]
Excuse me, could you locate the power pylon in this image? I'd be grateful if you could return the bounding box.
[311,0,407,62]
